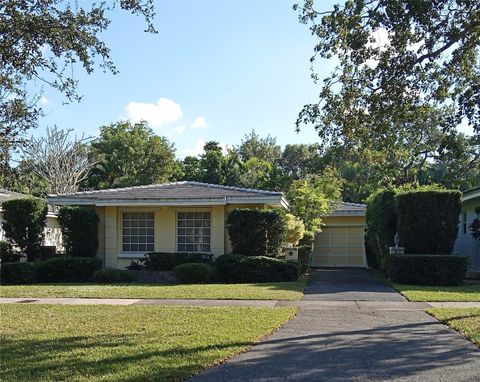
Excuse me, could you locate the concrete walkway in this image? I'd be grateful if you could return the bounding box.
[188,269,480,382]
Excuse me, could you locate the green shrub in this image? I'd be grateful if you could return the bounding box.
[395,190,461,254]
[0,240,20,262]
[93,268,137,283]
[36,257,102,282]
[365,188,397,269]
[58,207,99,257]
[384,255,468,286]
[215,254,300,283]
[173,262,215,284]
[298,230,315,248]
[297,245,312,274]
[1,197,47,262]
[227,209,287,257]
[0,262,37,284]
[144,252,214,271]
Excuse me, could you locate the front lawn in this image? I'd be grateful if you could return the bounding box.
[0,278,307,300]
[428,308,480,346]
[389,282,480,302]
[0,304,296,381]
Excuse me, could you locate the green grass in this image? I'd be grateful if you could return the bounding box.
[428,308,480,346]
[0,279,307,301]
[373,272,480,302]
[0,304,296,381]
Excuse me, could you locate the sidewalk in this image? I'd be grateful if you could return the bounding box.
[1,297,479,310]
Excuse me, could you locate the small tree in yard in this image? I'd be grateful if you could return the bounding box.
[285,214,305,246]
[1,197,47,261]
[58,207,99,257]
[227,209,286,257]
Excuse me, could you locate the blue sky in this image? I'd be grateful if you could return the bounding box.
[36,0,337,157]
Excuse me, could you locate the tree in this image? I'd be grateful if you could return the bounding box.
[295,0,480,151]
[21,126,94,194]
[239,157,276,190]
[236,130,282,164]
[0,0,156,179]
[285,213,305,245]
[199,141,227,185]
[1,197,47,262]
[86,121,178,189]
[280,144,323,181]
[287,167,343,232]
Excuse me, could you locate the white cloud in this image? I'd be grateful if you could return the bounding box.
[125,98,183,127]
[40,95,49,105]
[174,126,186,134]
[191,116,208,129]
[184,138,206,157]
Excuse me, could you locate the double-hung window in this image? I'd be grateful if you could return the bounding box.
[122,212,154,252]
[177,211,211,253]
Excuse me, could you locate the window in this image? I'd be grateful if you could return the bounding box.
[462,212,467,235]
[122,212,154,252]
[177,211,211,253]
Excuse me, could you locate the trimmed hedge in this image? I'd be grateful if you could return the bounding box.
[297,245,312,274]
[173,262,215,284]
[58,207,99,257]
[1,197,47,262]
[215,254,300,283]
[0,262,37,284]
[0,240,20,263]
[36,257,102,282]
[384,255,468,286]
[93,268,137,283]
[144,252,214,271]
[395,190,461,254]
[227,209,287,257]
[365,188,397,269]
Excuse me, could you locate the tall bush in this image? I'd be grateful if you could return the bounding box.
[227,209,286,257]
[395,190,461,254]
[365,189,397,268]
[1,197,47,262]
[58,206,99,257]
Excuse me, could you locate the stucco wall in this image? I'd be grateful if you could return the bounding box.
[454,197,480,270]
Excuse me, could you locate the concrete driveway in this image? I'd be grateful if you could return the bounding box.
[189,268,480,382]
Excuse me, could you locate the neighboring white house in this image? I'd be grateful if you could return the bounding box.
[0,189,63,251]
[454,187,480,272]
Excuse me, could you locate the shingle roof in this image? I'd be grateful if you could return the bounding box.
[48,181,287,207]
[329,202,366,216]
[0,189,27,203]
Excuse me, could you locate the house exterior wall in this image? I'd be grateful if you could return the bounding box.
[100,203,266,269]
[311,214,367,268]
[454,196,480,271]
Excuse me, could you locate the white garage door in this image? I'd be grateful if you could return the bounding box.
[311,226,366,267]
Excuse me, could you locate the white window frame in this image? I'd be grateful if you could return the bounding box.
[176,210,211,253]
[121,211,155,253]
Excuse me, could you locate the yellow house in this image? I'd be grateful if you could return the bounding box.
[48,182,288,269]
[311,202,367,268]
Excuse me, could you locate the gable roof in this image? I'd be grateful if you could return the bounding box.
[48,181,288,208]
[329,202,366,216]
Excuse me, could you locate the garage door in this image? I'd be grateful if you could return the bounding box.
[311,226,366,267]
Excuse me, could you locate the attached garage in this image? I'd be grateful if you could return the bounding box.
[311,202,367,268]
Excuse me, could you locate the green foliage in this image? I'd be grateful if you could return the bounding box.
[0,262,37,284]
[471,217,480,241]
[173,263,215,284]
[36,257,102,283]
[0,0,156,178]
[215,254,300,283]
[384,255,468,286]
[93,269,137,284]
[365,189,397,268]
[86,121,179,189]
[143,252,214,271]
[395,189,461,254]
[227,209,287,257]
[0,240,20,262]
[285,214,305,245]
[58,207,99,257]
[297,245,312,274]
[1,197,47,261]
[298,230,315,248]
[295,0,480,153]
[236,130,282,164]
[287,167,343,231]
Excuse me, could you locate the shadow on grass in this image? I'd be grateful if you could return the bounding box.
[1,334,253,381]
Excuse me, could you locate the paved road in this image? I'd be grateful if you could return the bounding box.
[189,269,480,382]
